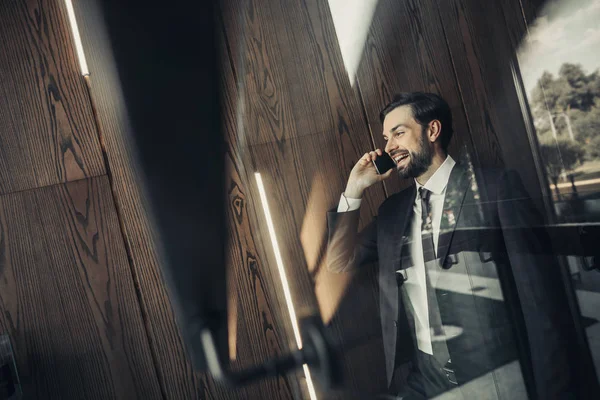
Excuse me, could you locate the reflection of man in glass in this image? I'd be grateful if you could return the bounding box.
[327,93,579,399]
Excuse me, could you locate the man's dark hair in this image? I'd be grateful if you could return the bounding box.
[379,92,453,151]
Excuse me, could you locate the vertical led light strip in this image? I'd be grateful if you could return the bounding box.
[64,0,89,76]
[255,173,318,400]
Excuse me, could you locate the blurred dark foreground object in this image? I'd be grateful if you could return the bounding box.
[0,335,20,400]
[92,0,340,391]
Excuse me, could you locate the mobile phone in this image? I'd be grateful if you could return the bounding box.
[372,152,396,174]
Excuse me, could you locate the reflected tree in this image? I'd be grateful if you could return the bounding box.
[539,137,585,199]
[530,63,600,162]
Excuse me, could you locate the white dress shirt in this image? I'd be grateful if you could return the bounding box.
[337,155,456,354]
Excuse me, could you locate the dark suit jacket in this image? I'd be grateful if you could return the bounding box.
[326,163,580,399]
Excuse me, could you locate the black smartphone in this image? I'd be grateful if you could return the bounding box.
[372,152,396,174]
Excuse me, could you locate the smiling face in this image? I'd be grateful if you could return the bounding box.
[382,105,433,179]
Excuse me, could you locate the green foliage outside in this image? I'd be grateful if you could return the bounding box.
[530,63,600,187]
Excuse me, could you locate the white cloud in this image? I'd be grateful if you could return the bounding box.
[573,26,600,51]
[566,0,600,22]
[517,0,600,92]
[524,16,568,52]
[523,0,600,54]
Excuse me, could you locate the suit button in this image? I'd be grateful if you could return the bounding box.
[394,320,398,327]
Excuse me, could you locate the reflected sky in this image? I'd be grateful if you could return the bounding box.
[518,0,600,95]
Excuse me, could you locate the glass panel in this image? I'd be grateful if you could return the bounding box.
[516,0,600,384]
[223,0,599,398]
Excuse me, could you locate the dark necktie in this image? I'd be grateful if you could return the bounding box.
[420,187,436,263]
[420,188,451,367]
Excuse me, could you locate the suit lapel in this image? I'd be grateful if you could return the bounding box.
[437,164,471,269]
[390,185,416,271]
[380,185,416,385]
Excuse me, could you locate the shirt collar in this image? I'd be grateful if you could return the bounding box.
[415,155,456,195]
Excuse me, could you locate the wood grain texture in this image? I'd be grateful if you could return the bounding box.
[221,0,393,396]
[220,6,391,343]
[0,176,161,399]
[223,147,299,400]
[220,0,386,174]
[355,0,478,196]
[0,0,105,195]
[247,134,357,313]
[220,22,303,399]
[220,0,299,147]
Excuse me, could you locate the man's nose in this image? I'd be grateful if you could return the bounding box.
[384,141,395,154]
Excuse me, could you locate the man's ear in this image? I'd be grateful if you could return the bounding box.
[427,120,442,143]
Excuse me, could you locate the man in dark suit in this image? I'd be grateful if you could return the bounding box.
[326,92,580,399]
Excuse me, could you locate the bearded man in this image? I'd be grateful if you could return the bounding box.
[326,92,579,399]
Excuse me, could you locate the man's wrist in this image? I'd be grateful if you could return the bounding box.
[344,185,364,199]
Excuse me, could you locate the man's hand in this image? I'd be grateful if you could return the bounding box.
[344,149,394,198]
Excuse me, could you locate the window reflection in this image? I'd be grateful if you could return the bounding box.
[223,0,600,397]
[517,0,600,385]
[518,0,600,222]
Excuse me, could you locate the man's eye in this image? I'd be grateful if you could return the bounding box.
[395,131,404,136]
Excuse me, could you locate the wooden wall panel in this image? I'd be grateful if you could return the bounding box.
[0,176,161,399]
[0,0,105,194]
[246,116,388,399]
[355,0,479,196]
[220,0,388,296]
[248,134,345,309]
[220,24,303,399]
[220,0,391,397]
[219,0,300,147]
[219,15,301,357]
[220,0,389,198]
[223,149,300,400]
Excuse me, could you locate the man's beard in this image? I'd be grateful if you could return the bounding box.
[396,129,433,179]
